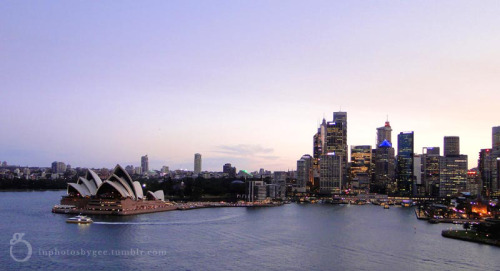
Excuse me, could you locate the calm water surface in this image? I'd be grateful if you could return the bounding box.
[1,191,498,270]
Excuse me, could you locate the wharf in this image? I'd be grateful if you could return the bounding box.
[415,209,480,224]
[415,209,429,220]
[176,201,282,210]
[442,230,500,247]
[53,201,283,216]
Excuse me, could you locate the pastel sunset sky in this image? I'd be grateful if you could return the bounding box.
[1,1,499,171]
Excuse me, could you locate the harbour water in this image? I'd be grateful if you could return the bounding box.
[2,191,499,270]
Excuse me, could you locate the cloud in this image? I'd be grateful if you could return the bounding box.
[213,144,275,157]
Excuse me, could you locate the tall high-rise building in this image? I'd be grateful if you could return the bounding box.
[373,120,395,194]
[493,126,500,149]
[478,149,496,195]
[296,154,313,193]
[350,145,372,191]
[319,153,343,194]
[141,155,149,174]
[444,136,460,157]
[440,155,468,197]
[312,119,327,187]
[321,111,347,189]
[397,132,414,196]
[313,129,322,159]
[376,121,392,146]
[194,153,202,174]
[489,126,500,194]
[333,111,348,165]
[413,154,423,195]
[440,136,468,197]
[422,147,441,196]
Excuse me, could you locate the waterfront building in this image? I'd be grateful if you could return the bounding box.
[60,165,168,215]
[141,155,149,174]
[376,121,392,147]
[319,153,342,194]
[66,168,103,197]
[247,180,267,202]
[439,136,468,197]
[350,145,372,192]
[373,140,395,194]
[422,147,441,196]
[194,153,202,174]
[396,132,414,196]
[272,171,287,200]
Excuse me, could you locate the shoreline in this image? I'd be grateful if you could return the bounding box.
[441,230,500,247]
[53,201,283,216]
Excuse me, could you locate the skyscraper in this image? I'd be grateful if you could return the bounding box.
[322,111,347,189]
[374,140,395,194]
[493,126,500,150]
[444,136,460,157]
[319,153,343,194]
[141,155,149,174]
[376,121,392,146]
[296,154,313,193]
[313,128,322,168]
[440,136,468,197]
[397,132,414,196]
[194,153,202,174]
[333,112,348,169]
[478,149,495,195]
[312,119,327,187]
[413,154,423,195]
[422,147,440,196]
[373,120,395,194]
[350,145,372,191]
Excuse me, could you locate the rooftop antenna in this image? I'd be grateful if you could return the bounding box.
[386,114,389,122]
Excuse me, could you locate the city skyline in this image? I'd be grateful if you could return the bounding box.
[1,1,500,171]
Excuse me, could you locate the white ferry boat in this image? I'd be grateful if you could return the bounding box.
[66,215,93,224]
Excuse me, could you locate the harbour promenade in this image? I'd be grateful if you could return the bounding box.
[52,200,283,216]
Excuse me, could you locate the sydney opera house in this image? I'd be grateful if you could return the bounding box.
[53,165,176,215]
